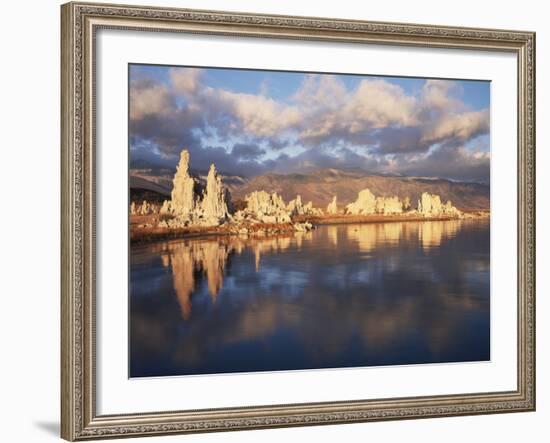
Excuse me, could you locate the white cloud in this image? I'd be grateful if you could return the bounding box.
[170,67,203,95]
[422,109,490,146]
[215,89,301,137]
[129,81,173,120]
[422,79,465,112]
[347,79,418,128]
[293,77,418,143]
[292,74,348,110]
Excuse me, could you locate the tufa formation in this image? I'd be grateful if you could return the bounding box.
[158,149,232,227]
[417,192,461,217]
[346,188,462,217]
[170,150,196,217]
[132,149,470,231]
[326,196,338,215]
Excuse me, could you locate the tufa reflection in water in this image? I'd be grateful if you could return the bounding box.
[156,220,468,321]
[152,232,313,320]
[130,219,490,377]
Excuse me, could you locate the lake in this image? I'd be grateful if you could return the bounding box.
[130,219,490,377]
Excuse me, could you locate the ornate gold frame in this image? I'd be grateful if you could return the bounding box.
[61,1,536,440]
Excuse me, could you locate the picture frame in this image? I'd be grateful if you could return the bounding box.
[61,1,536,440]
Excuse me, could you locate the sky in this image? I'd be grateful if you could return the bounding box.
[129,64,490,183]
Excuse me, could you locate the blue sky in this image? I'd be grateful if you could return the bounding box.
[129,64,490,182]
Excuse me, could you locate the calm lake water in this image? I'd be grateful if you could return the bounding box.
[130,219,490,378]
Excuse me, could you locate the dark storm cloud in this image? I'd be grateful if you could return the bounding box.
[183,144,270,176]
[231,143,266,161]
[266,143,489,183]
[129,112,202,157]
[369,126,426,154]
[270,146,389,174]
[131,139,271,177]
[393,146,490,183]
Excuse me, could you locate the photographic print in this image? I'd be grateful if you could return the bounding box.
[129,64,491,378]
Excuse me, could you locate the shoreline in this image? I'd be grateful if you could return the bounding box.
[130,211,490,245]
[130,222,298,245]
[294,214,470,225]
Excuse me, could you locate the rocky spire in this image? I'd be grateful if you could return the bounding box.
[201,164,230,224]
[171,149,196,216]
[287,195,304,215]
[375,196,403,214]
[346,188,377,215]
[327,196,338,214]
[417,192,461,217]
[243,190,291,223]
[160,200,172,214]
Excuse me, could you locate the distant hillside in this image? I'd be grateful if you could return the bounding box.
[129,175,170,203]
[130,169,174,191]
[129,170,249,202]
[230,169,490,210]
